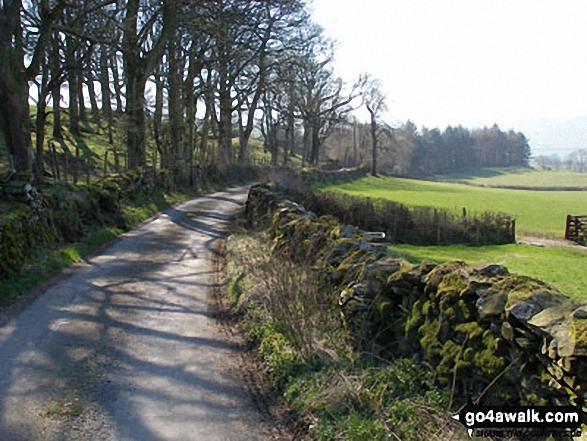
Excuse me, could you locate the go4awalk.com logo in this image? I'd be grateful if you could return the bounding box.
[452,404,583,438]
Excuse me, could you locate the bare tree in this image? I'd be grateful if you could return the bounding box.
[295,38,359,166]
[360,74,387,176]
[121,0,169,169]
[0,0,69,176]
[569,149,587,173]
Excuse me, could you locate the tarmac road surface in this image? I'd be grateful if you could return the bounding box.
[0,186,272,441]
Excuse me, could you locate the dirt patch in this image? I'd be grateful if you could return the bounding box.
[518,235,586,249]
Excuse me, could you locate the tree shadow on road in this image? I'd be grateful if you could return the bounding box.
[0,189,266,441]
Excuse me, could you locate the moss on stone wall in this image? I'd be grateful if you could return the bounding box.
[0,170,159,280]
[0,197,59,278]
[246,183,587,413]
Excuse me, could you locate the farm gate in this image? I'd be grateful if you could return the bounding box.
[565,215,587,244]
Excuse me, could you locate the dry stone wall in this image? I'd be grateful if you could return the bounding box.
[0,165,264,280]
[0,190,58,278]
[246,183,587,412]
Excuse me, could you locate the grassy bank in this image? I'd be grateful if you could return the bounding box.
[318,175,585,237]
[317,174,587,301]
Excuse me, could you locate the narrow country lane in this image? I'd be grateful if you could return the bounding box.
[0,186,271,441]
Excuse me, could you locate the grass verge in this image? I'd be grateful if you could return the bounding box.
[225,228,468,440]
[0,227,121,306]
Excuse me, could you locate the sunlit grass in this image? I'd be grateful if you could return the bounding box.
[432,166,587,188]
[389,242,587,302]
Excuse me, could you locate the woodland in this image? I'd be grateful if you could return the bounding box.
[0,0,532,184]
[1,0,367,182]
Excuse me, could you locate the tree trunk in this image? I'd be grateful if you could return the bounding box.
[310,120,320,165]
[217,44,233,165]
[264,104,278,166]
[0,0,66,176]
[85,68,99,122]
[34,66,50,183]
[198,69,213,164]
[99,45,113,143]
[0,61,33,175]
[302,120,310,167]
[122,0,147,170]
[125,68,147,169]
[81,44,99,122]
[283,92,295,166]
[184,40,198,166]
[153,73,165,168]
[238,52,267,163]
[122,0,168,170]
[238,110,247,163]
[369,109,377,176]
[73,140,79,184]
[50,32,63,139]
[78,66,87,124]
[199,113,210,165]
[218,87,233,164]
[66,35,80,136]
[352,121,358,166]
[111,53,124,113]
[164,2,183,165]
[99,45,112,119]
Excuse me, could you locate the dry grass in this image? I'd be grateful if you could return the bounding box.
[225,228,475,440]
[226,229,345,360]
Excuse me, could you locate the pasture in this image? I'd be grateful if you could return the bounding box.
[318,172,587,301]
[317,175,587,237]
[389,243,587,301]
[432,166,587,188]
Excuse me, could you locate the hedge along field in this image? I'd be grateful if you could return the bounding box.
[317,175,587,237]
[389,243,587,302]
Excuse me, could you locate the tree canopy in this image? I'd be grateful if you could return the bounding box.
[0,0,533,182]
[1,0,368,180]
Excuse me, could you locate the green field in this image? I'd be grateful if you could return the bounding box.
[389,243,587,301]
[318,175,587,237]
[432,166,587,188]
[319,172,587,301]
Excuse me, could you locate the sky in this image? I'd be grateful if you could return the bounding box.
[311,0,587,154]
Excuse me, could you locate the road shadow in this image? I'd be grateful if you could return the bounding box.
[0,188,263,440]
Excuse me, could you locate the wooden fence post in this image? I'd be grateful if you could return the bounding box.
[64,148,68,184]
[565,215,571,240]
[73,143,80,184]
[104,151,109,177]
[50,142,59,183]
